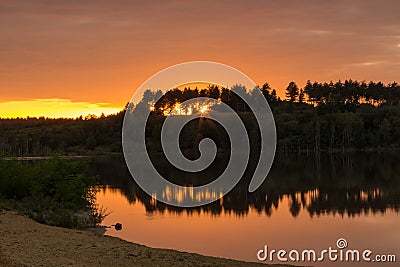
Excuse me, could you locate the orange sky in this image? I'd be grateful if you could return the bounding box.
[1,0,400,118]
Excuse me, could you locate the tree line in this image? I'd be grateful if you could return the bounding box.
[147,79,400,113]
[0,79,399,156]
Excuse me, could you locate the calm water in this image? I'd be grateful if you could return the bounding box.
[92,153,400,266]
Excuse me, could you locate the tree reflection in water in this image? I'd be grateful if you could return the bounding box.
[91,152,400,218]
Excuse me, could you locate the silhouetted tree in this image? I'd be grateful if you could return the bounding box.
[285,81,299,102]
[299,88,305,103]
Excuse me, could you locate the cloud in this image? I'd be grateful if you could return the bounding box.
[352,61,382,67]
[307,30,332,36]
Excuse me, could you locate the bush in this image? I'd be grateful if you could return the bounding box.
[0,160,30,199]
[0,157,106,228]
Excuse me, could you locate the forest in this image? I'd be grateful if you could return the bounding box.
[1,79,400,157]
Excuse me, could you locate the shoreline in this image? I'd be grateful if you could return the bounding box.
[0,211,289,267]
[2,147,400,161]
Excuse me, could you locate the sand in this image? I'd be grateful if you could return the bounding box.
[0,211,287,267]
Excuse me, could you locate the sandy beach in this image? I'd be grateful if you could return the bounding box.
[0,211,287,267]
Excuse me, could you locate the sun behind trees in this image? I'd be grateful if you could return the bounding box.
[0,79,399,156]
[137,80,400,115]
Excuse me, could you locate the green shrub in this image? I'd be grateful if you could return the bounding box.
[0,160,30,199]
[0,157,106,228]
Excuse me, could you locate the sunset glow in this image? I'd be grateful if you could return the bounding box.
[0,99,121,119]
[166,102,213,116]
[1,1,400,119]
[199,105,209,114]
[1,1,400,266]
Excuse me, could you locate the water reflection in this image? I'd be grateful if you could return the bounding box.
[92,152,400,266]
[92,152,400,218]
[158,185,224,205]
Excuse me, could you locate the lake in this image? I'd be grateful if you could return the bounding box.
[92,153,400,266]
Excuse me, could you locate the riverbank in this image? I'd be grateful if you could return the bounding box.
[0,211,289,267]
[3,146,400,162]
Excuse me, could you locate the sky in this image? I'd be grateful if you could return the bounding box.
[1,0,400,118]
